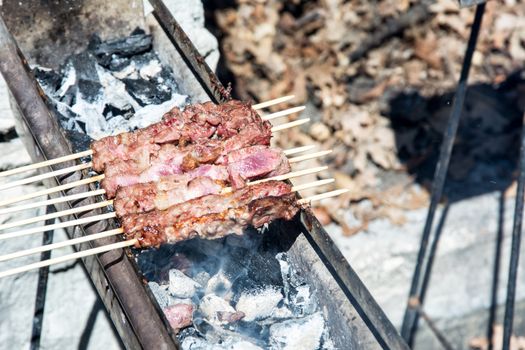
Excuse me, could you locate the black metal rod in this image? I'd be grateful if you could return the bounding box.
[149,0,229,104]
[400,3,486,345]
[502,111,525,350]
[30,205,56,350]
[487,192,505,350]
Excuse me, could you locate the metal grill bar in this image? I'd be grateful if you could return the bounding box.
[30,205,56,350]
[502,111,525,350]
[149,0,229,104]
[400,3,486,346]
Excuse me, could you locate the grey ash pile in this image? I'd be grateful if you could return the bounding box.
[34,28,188,151]
[138,229,334,350]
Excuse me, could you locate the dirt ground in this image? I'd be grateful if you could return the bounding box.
[204,0,525,236]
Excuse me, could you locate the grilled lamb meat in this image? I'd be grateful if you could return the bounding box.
[114,176,224,216]
[91,100,270,172]
[102,146,290,198]
[121,181,299,247]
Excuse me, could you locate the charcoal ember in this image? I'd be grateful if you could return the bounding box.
[180,336,210,349]
[217,310,245,324]
[91,32,153,67]
[148,281,170,308]
[192,270,211,287]
[64,130,93,153]
[108,56,131,72]
[288,285,317,317]
[164,303,193,332]
[224,320,269,344]
[268,312,325,350]
[122,78,172,106]
[77,79,103,103]
[102,103,135,120]
[169,269,202,298]
[205,270,234,299]
[231,251,283,295]
[234,287,283,322]
[33,68,62,93]
[199,294,236,325]
[65,52,103,103]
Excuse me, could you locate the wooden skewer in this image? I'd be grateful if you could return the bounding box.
[248,166,328,186]
[0,200,113,231]
[0,175,105,207]
[0,238,137,279]
[262,106,305,121]
[282,145,316,156]
[289,150,332,163]
[0,162,93,192]
[252,95,294,110]
[0,189,106,216]
[270,118,310,132]
[0,212,115,241]
[298,189,350,204]
[0,186,350,279]
[0,228,124,263]
[292,179,334,192]
[0,150,92,178]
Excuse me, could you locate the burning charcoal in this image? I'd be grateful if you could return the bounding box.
[268,312,326,350]
[180,336,210,349]
[122,78,171,106]
[163,303,193,332]
[288,285,317,317]
[235,287,283,322]
[199,294,236,325]
[148,281,172,308]
[205,270,233,299]
[33,68,62,93]
[102,103,135,120]
[169,269,202,298]
[91,32,153,67]
[108,56,131,72]
[192,271,211,287]
[219,340,263,350]
[217,310,245,324]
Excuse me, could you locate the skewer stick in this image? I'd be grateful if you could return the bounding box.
[282,145,316,156]
[0,200,113,231]
[0,175,104,207]
[252,95,295,110]
[0,162,93,191]
[0,150,92,178]
[291,179,334,192]
[0,212,115,241]
[289,150,332,163]
[0,228,124,263]
[248,166,328,186]
[0,189,106,216]
[262,106,305,121]
[0,239,136,279]
[271,118,310,132]
[298,189,350,204]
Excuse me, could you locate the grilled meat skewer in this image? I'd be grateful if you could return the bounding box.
[121,181,299,247]
[91,100,271,172]
[103,145,290,198]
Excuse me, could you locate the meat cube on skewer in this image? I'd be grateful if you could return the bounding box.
[91,100,271,172]
[120,181,300,248]
[103,145,290,198]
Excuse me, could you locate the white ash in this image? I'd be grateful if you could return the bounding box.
[269,312,326,350]
[199,294,236,325]
[193,270,211,287]
[235,287,283,322]
[34,33,189,146]
[205,270,233,299]
[148,281,170,308]
[169,269,202,299]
